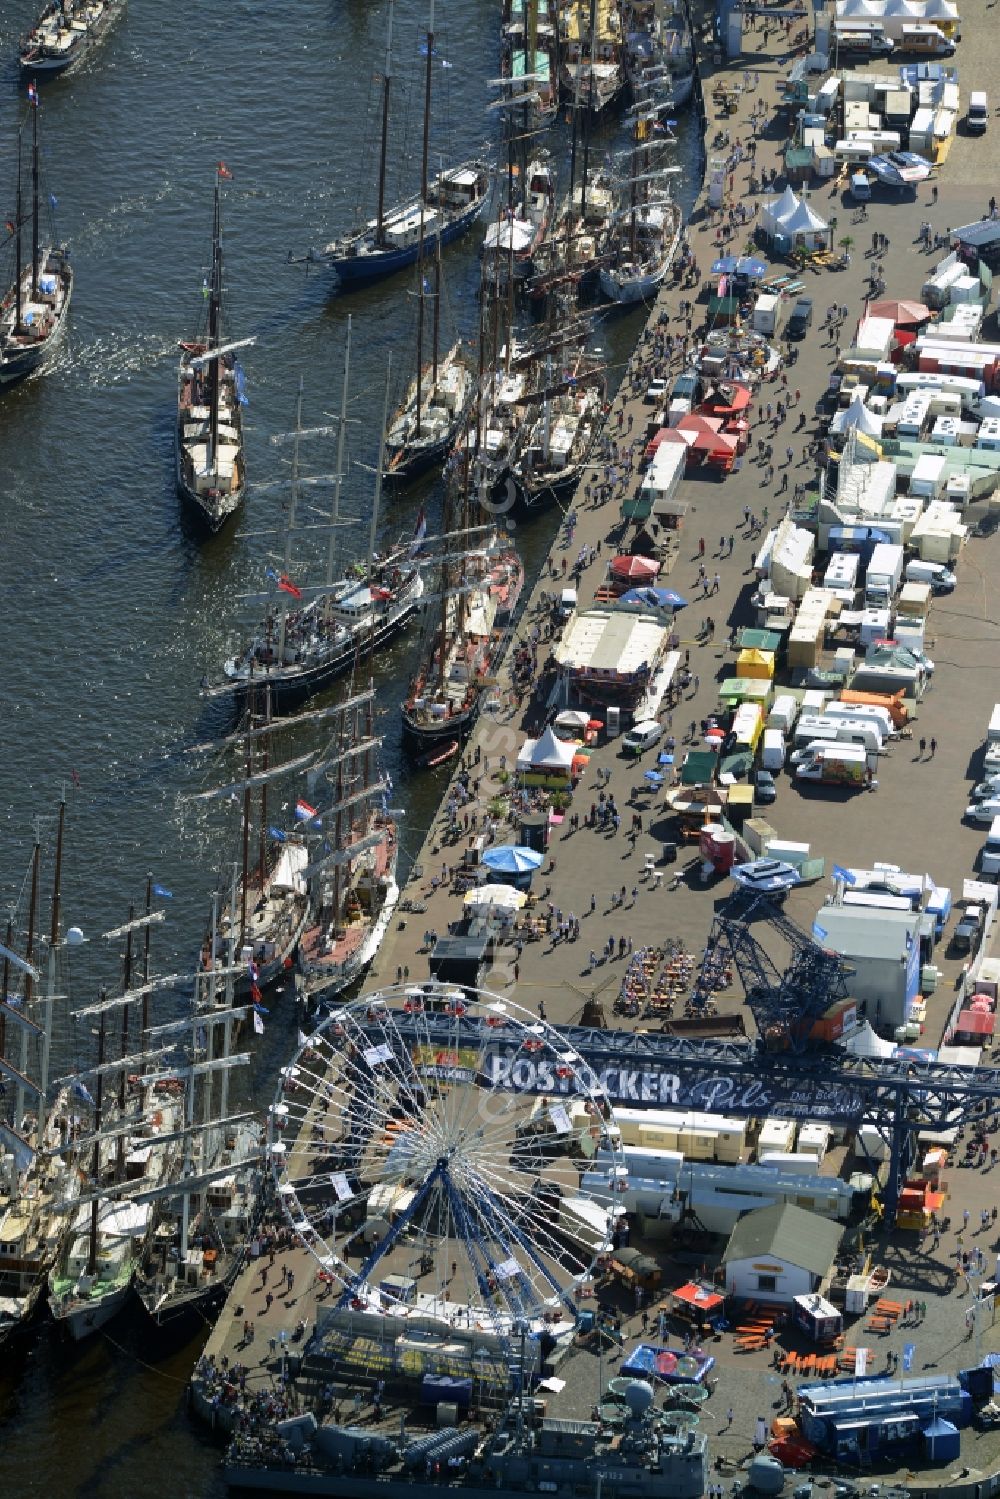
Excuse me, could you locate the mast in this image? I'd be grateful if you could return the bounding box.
[87,1004,107,1278]
[31,91,39,300]
[0,915,10,1064]
[15,126,23,333]
[258,686,271,891]
[16,824,41,1128]
[115,904,135,1178]
[141,873,153,1037]
[414,0,435,440]
[581,0,598,207]
[276,378,305,669]
[239,718,252,954]
[374,0,395,248]
[431,216,441,386]
[369,354,391,565]
[324,316,352,589]
[207,179,222,484]
[37,789,65,1153]
[219,865,238,1121]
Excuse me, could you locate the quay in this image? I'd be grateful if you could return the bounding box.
[195,2,1000,1492]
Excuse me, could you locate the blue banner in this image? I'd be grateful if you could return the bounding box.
[902,1342,915,1372]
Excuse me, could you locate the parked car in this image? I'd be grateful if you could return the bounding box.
[950,906,984,956]
[971,777,1000,802]
[753,769,778,805]
[622,720,664,756]
[644,378,668,405]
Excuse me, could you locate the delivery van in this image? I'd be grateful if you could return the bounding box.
[732,702,764,754]
[767,694,799,736]
[904,559,956,593]
[981,816,1000,878]
[761,729,786,772]
[968,91,989,135]
[795,744,870,787]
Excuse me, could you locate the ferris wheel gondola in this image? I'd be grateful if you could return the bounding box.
[266,984,622,1345]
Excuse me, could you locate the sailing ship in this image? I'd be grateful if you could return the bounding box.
[558,0,624,114]
[48,888,187,1341]
[481,156,555,288]
[0,797,81,1347]
[401,518,523,753]
[598,133,683,305]
[19,0,127,79]
[193,701,312,1005]
[176,168,249,532]
[624,0,696,113]
[512,352,605,507]
[305,1,489,287]
[296,690,400,1006]
[214,353,424,713]
[498,0,560,129]
[0,95,72,387]
[136,899,261,1328]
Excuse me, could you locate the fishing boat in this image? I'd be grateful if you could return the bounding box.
[19,0,127,80]
[214,351,424,714]
[497,0,560,130]
[296,690,400,1006]
[176,168,250,532]
[559,0,624,114]
[0,95,72,387]
[0,797,81,1347]
[305,1,488,287]
[481,156,555,287]
[401,519,523,754]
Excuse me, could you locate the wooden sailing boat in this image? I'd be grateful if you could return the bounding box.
[558,0,624,114]
[176,166,251,532]
[0,795,81,1348]
[511,333,606,507]
[215,344,424,713]
[305,0,489,287]
[0,93,72,387]
[19,0,127,80]
[624,0,696,113]
[497,0,560,130]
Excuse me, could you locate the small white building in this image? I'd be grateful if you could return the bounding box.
[722,1202,844,1305]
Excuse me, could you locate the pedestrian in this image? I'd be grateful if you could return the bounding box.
[712,572,720,594]
[919,736,926,757]
[930,736,937,757]
[698,536,705,556]
[726,1407,734,1428]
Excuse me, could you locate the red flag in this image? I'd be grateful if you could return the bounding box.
[217,161,233,180]
[251,982,263,1004]
[278,574,303,599]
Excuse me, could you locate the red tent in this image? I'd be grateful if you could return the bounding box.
[672,1281,725,1315]
[611,554,660,582]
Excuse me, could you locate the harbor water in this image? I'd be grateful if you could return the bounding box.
[0,1,703,1493]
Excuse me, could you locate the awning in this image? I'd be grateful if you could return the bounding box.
[610,554,660,581]
[868,298,931,326]
[672,1281,724,1312]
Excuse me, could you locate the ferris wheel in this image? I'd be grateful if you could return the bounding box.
[267,983,622,1340]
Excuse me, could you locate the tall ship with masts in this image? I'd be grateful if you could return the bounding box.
[19,0,127,80]
[401,488,523,755]
[497,0,560,130]
[47,885,186,1340]
[559,0,624,114]
[136,899,261,1329]
[296,688,400,1006]
[213,338,424,713]
[176,166,251,532]
[305,0,489,287]
[624,0,696,114]
[0,92,72,386]
[0,795,81,1348]
[598,128,683,305]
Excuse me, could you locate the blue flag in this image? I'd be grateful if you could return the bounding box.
[902,1342,915,1372]
[235,361,249,407]
[49,193,58,209]
[269,826,287,843]
[72,1079,96,1107]
[152,883,173,899]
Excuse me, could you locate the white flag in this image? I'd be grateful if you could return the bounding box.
[854,1346,868,1376]
[298,1029,309,1047]
[253,1009,265,1035]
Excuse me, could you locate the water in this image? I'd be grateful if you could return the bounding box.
[0,1,703,1491]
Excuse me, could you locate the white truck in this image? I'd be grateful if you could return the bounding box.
[865,543,905,608]
[795,744,871,788]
